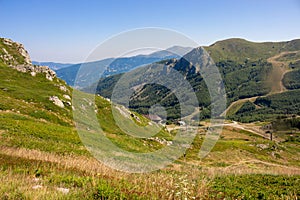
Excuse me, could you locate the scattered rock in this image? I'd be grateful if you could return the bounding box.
[49,96,64,108]
[46,74,53,81]
[63,94,71,100]
[36,66,56,81]
[256,143,269,150]
[80,104,86,110]
[2,47,8,54]
[33,178,40,182]
[56,187,70,194]
[59,85,67,92]
[8,65,56,81]
[32,185,43,190]
[271,151,275,158]
[150,137,173,146]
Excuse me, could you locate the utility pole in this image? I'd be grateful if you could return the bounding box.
[270,131,273,141]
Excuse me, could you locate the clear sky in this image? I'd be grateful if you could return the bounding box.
[1,0,300,63]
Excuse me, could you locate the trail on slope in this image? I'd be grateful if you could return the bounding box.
[223,51,300,117]
[266,51,298,94]
[218,51,300,138]
[220,96,258,117]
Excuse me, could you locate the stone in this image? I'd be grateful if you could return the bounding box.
[32,185,43,189]
[56,187,70,194]
[63,94,71,100]
[256,143,269,150]
[46,74,53,81]
[59,85,67,92]
[49,96,64,108]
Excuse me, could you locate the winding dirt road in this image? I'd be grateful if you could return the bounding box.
[222,51,300,117]
[266,51,298,94]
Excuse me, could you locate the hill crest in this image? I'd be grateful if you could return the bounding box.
[0,37,56,81]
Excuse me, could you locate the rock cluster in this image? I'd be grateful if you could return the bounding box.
[49,94,72,108]
[1,38,31,65]
[149,137,173,146]
[10,65,56,81]
[1,38,56,81]
[49,96,65,108]
[1,38,71,110]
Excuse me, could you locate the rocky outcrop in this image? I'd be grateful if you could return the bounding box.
[1,38,32,65]
[0,38,56,81]
[10,65,56,81]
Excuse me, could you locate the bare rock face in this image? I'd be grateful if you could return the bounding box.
[0,38,56,81]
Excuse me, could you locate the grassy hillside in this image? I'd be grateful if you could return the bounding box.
[0,38,299,199]
[229,89,300,122]
[204,38,300,62]
[0,62,82,152]
[0,61,175,199]
[96,39,299,121]
[0,66,299,198]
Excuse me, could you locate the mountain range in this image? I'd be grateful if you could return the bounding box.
[32,61,73,70]
[53,46,192,87]
[0,37,299,199]
[94,38,300,122]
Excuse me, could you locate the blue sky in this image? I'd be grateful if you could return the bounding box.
[1,0,300,62]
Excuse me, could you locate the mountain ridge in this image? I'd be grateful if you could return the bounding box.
[204,38,300,62]
[55,46,193,87]
[32,61,74,70]
[95,38,300,122]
